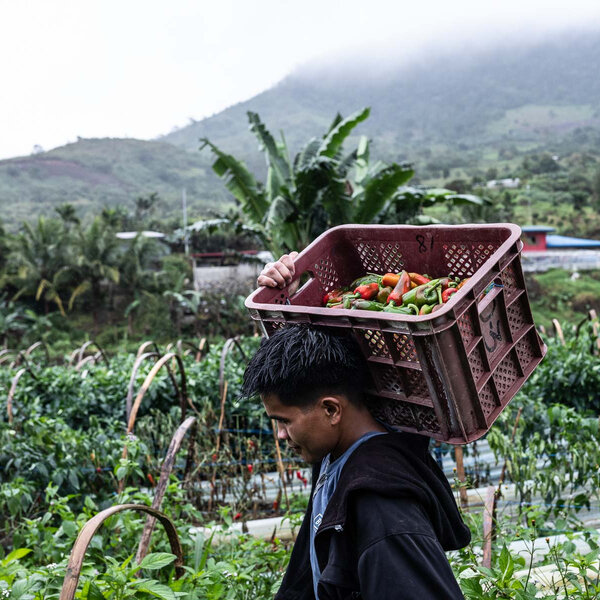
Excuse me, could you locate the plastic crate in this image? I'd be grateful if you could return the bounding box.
[245,224,546,444]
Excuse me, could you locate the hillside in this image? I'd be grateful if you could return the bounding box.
[1,30,600,230]
[163,31,600,160]
[0,138,228,229]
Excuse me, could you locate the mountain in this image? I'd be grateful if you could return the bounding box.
[163,31,600,160]
[1,30,599,229]
[0,138,227,229]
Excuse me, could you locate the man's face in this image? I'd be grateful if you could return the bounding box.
[262,393,339,463]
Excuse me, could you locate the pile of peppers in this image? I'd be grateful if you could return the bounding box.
[322,271,470,315]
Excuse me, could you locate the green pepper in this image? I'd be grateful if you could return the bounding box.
[384,302,419,315]
[351,300,385,311]
[342,293,359,309]
[350,274,382,288]
[400,279,441,307]
[377,286,392,303]
[419,303,434,315]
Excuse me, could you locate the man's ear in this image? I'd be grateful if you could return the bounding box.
[321,397,342,425]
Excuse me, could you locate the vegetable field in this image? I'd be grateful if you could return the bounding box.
[1,323,600,599]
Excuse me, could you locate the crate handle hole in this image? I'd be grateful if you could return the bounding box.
[289,271,315,300]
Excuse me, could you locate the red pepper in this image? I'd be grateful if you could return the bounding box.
[247,464,253,473]
[323,288,345,305]
[409,273,431,286]
[353,282,379,300]
[234,512,242,521]
[442,287,458,303]
[387,270,411,304]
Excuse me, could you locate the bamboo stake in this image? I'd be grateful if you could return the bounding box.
[589,310,600,354]
[454,446,469,510]
[209,381,228,511]
[271,419,290,512]
[482,485,497,568]
[552,319,565,346]
[136,416,197,564]
[59,504,183,600]
[7,367,34,425]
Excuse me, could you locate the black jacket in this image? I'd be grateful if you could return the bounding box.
[275,432,471,600]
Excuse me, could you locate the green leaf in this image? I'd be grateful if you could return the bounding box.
[139,552,177,570]
[354,163,415,223]
[2,547,32,565]
[62,520,79,538]
[200,138,268,220]
[247,111,291,184]
[136,581,177,600]
[318,107,370,158]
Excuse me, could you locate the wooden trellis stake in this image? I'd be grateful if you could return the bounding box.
[136,416,197,564]
[125,351,179,422]
[59,504,183,600]
[552,319,565,345]
[7,367,37,425]
[209,381,228,511]
[482,485,497,568]
[136,340,160,358]
[271,419,290,512]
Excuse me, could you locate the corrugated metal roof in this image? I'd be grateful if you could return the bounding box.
[521,226,556,233]
[546,235,600,248]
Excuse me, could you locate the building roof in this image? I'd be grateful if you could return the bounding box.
[521,226,556,233]
[546,234,600,248]
[115,231,165,239]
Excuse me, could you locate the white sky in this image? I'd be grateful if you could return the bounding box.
[0,0,599,160]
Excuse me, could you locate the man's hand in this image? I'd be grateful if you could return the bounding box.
[258,252,299,294]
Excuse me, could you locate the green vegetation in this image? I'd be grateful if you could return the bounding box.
[201,108,486,256]
[1,330,600,597]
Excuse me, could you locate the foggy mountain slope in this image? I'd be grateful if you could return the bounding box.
[164,31,600,157]
[1,30,599,229]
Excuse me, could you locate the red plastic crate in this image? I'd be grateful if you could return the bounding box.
[245,224,546,444]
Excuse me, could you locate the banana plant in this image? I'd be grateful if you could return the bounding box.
[200,108,488,256]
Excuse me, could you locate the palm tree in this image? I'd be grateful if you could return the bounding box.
[7,217,71,315]
[200,108,488,256]
[68,217,121,328]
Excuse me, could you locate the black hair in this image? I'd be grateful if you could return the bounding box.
[241,325,370,407]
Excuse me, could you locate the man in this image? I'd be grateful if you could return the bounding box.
[241,255,471,599]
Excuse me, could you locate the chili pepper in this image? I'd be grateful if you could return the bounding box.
[147,473,155,486]
[273,500,279,511]
[381,273,400,287]
[323,288,345,304]
[342,293,359,309]
[409,273,431,286]
[326,302,343,309]
[353,282,379,300]
[377,286,392,303]
[456,278,470,290]
[442,287,458,303]
[438,277,458,291]
[234,512,242,521]
[419,304,435,315]
[387,270,411,304]
[350,274,381,288]
[400,279,441,307]
[384,302,419,315]
[351,300,385,311]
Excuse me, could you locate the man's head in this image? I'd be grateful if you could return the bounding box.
[241,325,375,462]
